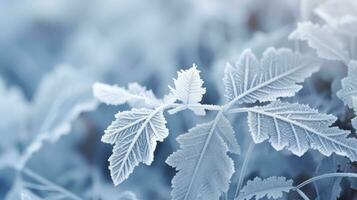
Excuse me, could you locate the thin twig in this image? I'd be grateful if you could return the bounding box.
[296,172,357,189]
[234,141,255,198]
[296,188,311,200]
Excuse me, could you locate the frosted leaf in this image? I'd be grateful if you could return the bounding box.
[223,48,319,104]
[337,61,357,108]
[245,101,357,161]
[93,82,161,108]
[170,64,206,104]
[127,83,162,108]
[31,65,98,142]
[93,82,132,106]
[237,176,293,200]
[289,22,349,62]
[166,116,239,200]
[103,107,169,186]
[18,65,99,168]
[169,64,206,115]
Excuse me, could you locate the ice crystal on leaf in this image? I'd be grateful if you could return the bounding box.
[223,48,320,105]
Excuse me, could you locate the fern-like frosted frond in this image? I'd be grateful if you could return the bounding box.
[337,61,357,108]
[223,48,319,105]
[103,107,169,185]
[289,22,349,62]
[93,82,161,108]
[237,176,293,200]
[166,116,239,200]
[169,64,206,115]
[241,101,357,161]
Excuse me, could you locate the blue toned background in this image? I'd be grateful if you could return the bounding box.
[0,0,356,199]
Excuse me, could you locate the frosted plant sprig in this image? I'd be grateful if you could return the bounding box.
[91,47,357,200]
[237,173,357,200]
[94,64,226,187]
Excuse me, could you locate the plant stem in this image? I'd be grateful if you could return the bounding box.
[234,141,255,198]
[296,188,311,200]
[226,107,250,115]
[168,103,221,115]
[296,172,357,189]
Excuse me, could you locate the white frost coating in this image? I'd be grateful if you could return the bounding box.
[103,108,169,186]
[246,101,357,161]
[93,82,131,106]
[169,64,206,115]
[223,48,320,104]
[166,116,239,200]
[237,176,293,200]
[18,65,99,169]
[93,82,162,108]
